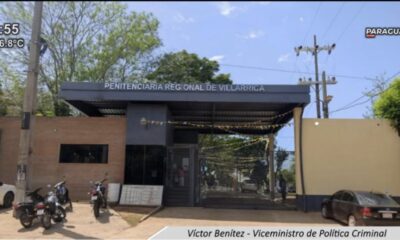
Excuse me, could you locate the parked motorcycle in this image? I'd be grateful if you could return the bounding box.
[13,188,52,229]
[13,186,67,229]
[89,178,107,218]
[54,179,73,211]
[45,186,67,223]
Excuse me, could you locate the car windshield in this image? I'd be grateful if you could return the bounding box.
[356,192,399,206]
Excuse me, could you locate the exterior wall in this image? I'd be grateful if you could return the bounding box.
[297,118,400,211]
[0,117,126,200]
[126,103,170,145]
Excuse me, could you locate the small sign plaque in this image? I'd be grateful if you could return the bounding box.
[119,185,163,206]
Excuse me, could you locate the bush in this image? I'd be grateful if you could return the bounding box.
[373,78,400,135]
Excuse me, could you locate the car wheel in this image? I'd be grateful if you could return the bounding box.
[3,192,14,208]
[321,205,329,219]
[348,215,357,226]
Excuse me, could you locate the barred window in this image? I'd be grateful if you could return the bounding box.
[59,144,108,164]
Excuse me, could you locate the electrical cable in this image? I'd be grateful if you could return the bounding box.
[220,63,376,81]
[321,2,346,41]
[329,70,400,114]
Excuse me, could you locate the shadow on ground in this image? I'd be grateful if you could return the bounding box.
[96,209,112,224]
[16,220,98,239]
[0,207,11,215]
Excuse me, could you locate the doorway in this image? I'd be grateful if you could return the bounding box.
[164,145,197,206]
[124,145,166,185]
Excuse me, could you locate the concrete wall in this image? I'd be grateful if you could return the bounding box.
[296,118,400,210]
[0,117,126,200]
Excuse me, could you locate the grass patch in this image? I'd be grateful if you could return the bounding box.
[112,206,156,227]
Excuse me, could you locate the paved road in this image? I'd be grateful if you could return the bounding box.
[114,207,340,239]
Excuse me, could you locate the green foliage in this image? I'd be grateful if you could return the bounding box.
[373,78,400,135]
[363,75,388,119]
[0,2,161,116]
[199,134,294,192]
[0,59,25,116]
[280,162,295,189]
[199,135,263,187]
[275,147,289,172]
[147,50,232,84]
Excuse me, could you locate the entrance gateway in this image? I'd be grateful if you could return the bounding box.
[59,82,310,208]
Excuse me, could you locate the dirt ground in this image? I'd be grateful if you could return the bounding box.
[0,202,130,239]
[0,204,338,239]
[111,205,155,227]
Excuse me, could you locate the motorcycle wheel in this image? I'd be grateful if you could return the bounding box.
[93,202,100,218]
[41,211,52,230]
[19,212,33,228]
[102,198,107,208]
[53,206,66,223]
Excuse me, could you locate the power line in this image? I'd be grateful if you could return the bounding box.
[314,2,344,75]
[330,98,371,114]
[330,70,400,114]
[291,3,322,82]
[302,2,322,45]
[301,2,322,73]
[335,3,366,44]
[323,3,366,65]
[321,2,346,41]
[219,63,376,81]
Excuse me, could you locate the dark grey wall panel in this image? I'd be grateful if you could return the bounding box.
[126,103,169,145]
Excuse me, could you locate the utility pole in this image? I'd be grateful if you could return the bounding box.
[15,2,43,203]
[313,35,321,119]
[321,71,333,118]
[294,35,336,118]
[298,72,337,118]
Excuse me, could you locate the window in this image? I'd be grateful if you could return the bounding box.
[356,192,399,206]
[342,192,355,203]
[332,191,343,200]
[59,144,108,163]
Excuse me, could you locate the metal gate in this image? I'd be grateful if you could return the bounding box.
[164,145,197,206]
[199,136,296,209]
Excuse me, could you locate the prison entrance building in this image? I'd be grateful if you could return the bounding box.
[1,82,399,211]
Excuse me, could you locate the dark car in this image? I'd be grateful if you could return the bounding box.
[321,190,400,226]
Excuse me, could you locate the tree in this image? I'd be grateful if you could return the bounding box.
[147,50,232,84]
[281,162,295,190]
[275,147,289,173]
[0,2,161,116]
[373,78,400,135]
[363,75,388,119]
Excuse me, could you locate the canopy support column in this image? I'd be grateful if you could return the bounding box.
[268,133,275,200]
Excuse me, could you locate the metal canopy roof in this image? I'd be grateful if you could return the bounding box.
[59,82,310,134]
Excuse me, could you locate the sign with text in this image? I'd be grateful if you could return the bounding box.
[104,82,267,93]
[119,185,163,206]
[150,226,399,240]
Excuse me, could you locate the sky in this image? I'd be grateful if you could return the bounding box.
[126,1,400,150]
